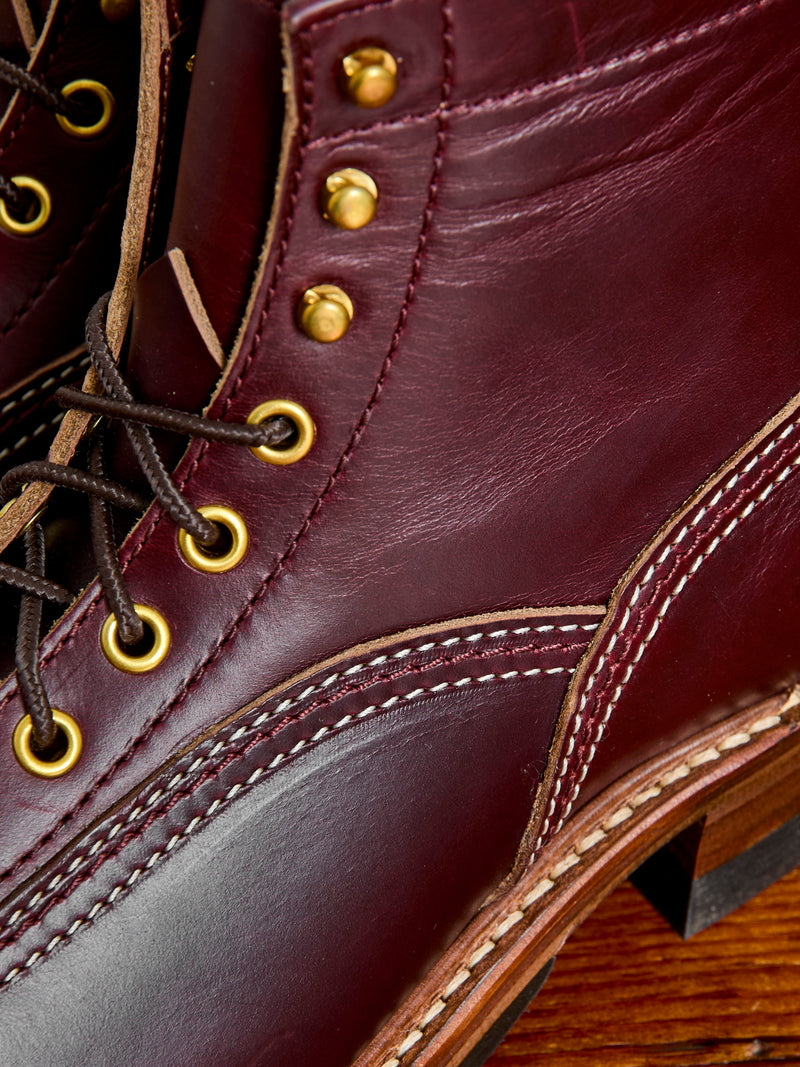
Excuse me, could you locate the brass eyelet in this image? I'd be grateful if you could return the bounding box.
[0,176,51,236]
[100,603,171,673]
[56,80,116,139]
[247,400,316,465]
[13,709,82,779]
[178,505,249,573]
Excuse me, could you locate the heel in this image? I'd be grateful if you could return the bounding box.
[632,714,800,938]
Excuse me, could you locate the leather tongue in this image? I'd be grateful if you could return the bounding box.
[128,249,225,413]
[124,0,285,415]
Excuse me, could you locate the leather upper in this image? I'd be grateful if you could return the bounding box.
[0,0,798,1063]
[0,611,596,1066]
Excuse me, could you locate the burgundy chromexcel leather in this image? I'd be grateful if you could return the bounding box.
[0,0,798,1064]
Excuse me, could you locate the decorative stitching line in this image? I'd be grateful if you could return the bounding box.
[0,410,64,465]
[263,621,597,705]
[0,353,89,424]
[542,417,800,850]
[0,0,456,888]
[0,623,596,938]
[380,700,792,1066]
[306,0,782,151]
[0,24,323,884]
[0,662,577,985]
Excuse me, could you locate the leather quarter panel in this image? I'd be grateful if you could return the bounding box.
[0,613,596,1067]
[575,409,800,809]
[537,399,800,840]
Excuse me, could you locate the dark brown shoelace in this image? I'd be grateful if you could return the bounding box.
[0,56,92,218]
[0,292,295,754]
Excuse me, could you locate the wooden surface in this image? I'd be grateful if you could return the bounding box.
[486,864,800,1066]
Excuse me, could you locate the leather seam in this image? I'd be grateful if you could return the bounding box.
[0,662,577,983]
[0,352,88,428]
[0,0,454,885]
[543,417,800,846]
[305,0,783,151]
[379,699,793,1066]
[0,624,595,930]
[0,409,64,466]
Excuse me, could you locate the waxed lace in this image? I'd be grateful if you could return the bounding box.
[0,56,92,218]
[0,292,295,753]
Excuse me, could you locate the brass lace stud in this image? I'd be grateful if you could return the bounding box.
[322,169,378,230]
[298,285,354,343]
[342,47,397,108]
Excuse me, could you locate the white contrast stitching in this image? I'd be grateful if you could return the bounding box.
[0,663,579,973]
[0,355,90,421]
[249,622,596,728]
[379,701,791,1067]
[544,418,800,846]
[1,619,597,930]
[0,410,64,465]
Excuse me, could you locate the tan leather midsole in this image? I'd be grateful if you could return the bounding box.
[356,685,800,1067]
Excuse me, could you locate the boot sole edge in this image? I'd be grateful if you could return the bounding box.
[354,685,800,1067]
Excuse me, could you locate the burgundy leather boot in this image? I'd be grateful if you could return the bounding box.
[0,1,798,1065]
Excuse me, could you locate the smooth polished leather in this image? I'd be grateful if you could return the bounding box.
[164,0,284,352]
[0,1,798,1064]
[0,613,595,1066]
[571,397,800,811]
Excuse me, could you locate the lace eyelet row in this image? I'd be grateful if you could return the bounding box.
[0,79,116,238]
[7,40,399,775]
[10,394,316,776]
